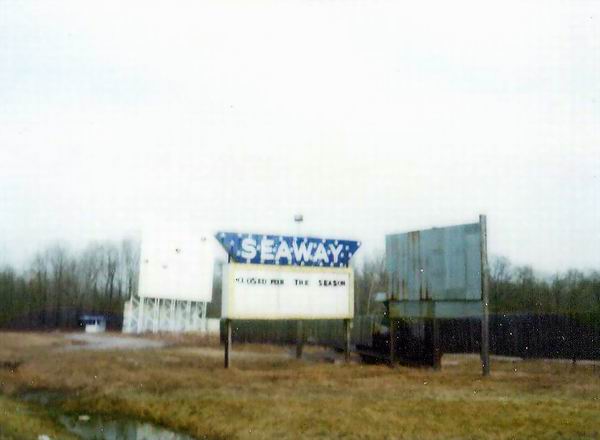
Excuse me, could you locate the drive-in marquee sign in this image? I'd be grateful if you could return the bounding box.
[215,232,361,267]
[216,230,362,367]
[222,263,354,320]
[216,231,361,320]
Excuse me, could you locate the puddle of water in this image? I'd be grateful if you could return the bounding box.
[20,390,198,440]
[58,413,197,440]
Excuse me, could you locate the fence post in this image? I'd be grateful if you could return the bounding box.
[480,214,491,376]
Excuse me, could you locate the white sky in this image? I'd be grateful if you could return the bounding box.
[1,0,599,272]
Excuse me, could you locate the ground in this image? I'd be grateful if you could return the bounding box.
[0,332,599,440]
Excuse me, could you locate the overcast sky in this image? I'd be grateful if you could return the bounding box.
[1,0,598,272]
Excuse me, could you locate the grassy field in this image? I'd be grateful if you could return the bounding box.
[1,332,599,439]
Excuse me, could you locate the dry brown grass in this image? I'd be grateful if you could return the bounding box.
[0,394,79,440]
[0,331,70,361]
[1,332,599,439]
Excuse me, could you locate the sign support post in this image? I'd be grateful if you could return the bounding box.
[480,214,490,376]
[296,320,303,359]
[224,318,232,369]
[344,319,351,363]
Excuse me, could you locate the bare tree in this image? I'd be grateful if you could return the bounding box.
[29,252,49,327]
[46,244,69,327]
[79,243,104,304]
[364,251,388,315]
[102,243,118,308]
[490,256,512,284]
[354,250,388,316]
[120,238,140,300]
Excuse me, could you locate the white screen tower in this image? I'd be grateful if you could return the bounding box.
[123,221,215,334]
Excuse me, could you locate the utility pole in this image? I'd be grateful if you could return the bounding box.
[480,214,490,376]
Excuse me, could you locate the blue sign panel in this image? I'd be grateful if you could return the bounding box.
[216,232,361,267]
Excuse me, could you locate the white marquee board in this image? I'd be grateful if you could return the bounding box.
[222,263,354,320]
[137,227,214,302]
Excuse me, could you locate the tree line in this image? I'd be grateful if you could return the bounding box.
[0,239,139,329]
[488,256,600,321]
[353,252,600,321]
[1,243,599,329]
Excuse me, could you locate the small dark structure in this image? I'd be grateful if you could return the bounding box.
[79,315,107,333]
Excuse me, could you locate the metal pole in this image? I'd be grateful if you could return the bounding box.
[389,318,396,367]
[296,320,303,359]
[344,319,351,363]
[480,214,490,376]
[224,319,232,369]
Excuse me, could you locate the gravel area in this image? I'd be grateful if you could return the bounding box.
[62,333,166,351]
